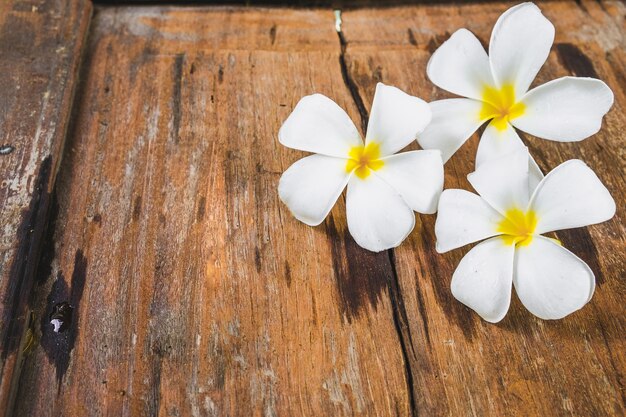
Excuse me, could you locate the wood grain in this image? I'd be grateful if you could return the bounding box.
[13,6,412,417]
[0,0,92,414]
[6,1,626,416]
[341,1,625,416]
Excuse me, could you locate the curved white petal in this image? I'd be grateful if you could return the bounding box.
[417,99,485,163]
[427,28,496,101]
[346,174,415,252]
[526,156,544,193]
[514,236,595,320]
[435,189,504,253]
[476,121,544,192]
[365,83,431,156]
[278,154,350,226]
[375,150,444,214]
[512,77,614,141]
[451,237,515,323]
[468,148,531,215]
[476,121,525,166]
[489,2,555,96]
[279,94,362,158]
[529,160,616,234]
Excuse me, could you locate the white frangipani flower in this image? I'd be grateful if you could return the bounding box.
[418,2,614,186]
[278,83,443,252]
[435,148,615,322]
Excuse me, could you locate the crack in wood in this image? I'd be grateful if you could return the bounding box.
[337,24,368,135]
[336,22,418,416]
[1,157,53,362]
[387,251,419,417]
[171,53,184,145]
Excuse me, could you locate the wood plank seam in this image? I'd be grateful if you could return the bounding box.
[0,1,93,415]
[337,16,419,417]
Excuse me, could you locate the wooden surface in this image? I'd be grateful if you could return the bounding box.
[0,0,92,414]
[2,1,625,416]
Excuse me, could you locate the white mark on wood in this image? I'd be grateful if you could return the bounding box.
[322,331,367,413]
[233,353,247,370]
[204,396,218,417]
[227,317,240,337]
[322,373,351,414]
[334,10,342,33]
[342,332,366,412]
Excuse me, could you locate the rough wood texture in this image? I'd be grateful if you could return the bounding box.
[13,6,412,417]
[7,1,626,416]
[341,1,626,416]
[0,0,92,414]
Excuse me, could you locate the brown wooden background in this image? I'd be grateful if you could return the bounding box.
[0,1,624,416]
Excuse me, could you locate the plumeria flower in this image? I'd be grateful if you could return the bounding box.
[435,148,615,322]
[418,2,614,186]
[278,83,444,252]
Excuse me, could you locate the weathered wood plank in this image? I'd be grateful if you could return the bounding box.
[13,6,414,417]
[0,0,92,414]
[341,1,625,416]
[8,1,626,416]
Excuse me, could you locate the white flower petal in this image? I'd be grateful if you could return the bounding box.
[475,121,544,192]
[279,94,362,158]
[526,156,544,193]
[468,148,531,215]
[417,99,485,163]
[346,174,415,252]
[435,189,504,253]
[426,28,496,101]
[512,77,614,141]
[529,160,616,234]
[475,121,525,166]
[451,237,515,323]
[365,83,431,156]
[514,236,595,320]
[278,154,350,226]
[489,2,555,96]
[375,150,444,214]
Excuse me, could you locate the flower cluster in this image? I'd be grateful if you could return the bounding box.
[277,2,615,322]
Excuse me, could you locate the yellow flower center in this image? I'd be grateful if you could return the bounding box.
[479,84,526,131]
[497,208,537,246]
[345,142,384,180]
